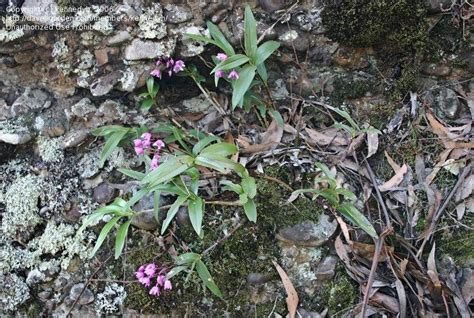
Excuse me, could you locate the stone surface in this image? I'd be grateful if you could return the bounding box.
[277,214,337,247]
[69,283,94,305]
[131,211,159,231]
[426,87,463,120]
[124,39,175,60]
[315,255,338,281]
[93,183,117,204]
[11,88,49,115]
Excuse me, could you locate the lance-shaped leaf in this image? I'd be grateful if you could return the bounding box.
[244,6,257,61]
[337,203,378,238]
[232,65,256,109]
[188,197,204,237]
[255,41,280,65]
[90,216,121,257]
[211,54,249,74]
[243,198,257,222]
[161,195,188,234]
[142,155,193,187]
[196,259,223,298]
[114,220,132,259]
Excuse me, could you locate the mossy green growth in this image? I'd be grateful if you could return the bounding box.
[306,265,358,315]
[329,76,375,106]
[124,165,323,315]
[322,0,429,57]
[438,215,474,266]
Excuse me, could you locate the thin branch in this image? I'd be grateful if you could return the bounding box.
[202,220,245,256]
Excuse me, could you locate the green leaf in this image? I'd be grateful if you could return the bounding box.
[90,216,121,257]
[114,220,132,259]
[200,142,238,157]
[211,54,249,74]
[146,77,154,95]
[99,129,129,167]
[192,136,219,156]
[244,6,258,61]
[239,193,248,204]
[195,153,246,176]
[269,109,284,128]
[232,65,257,109]
[142,156,193,187]
[151,82,160,98]
[241,177,257,199]
[141,98,154,110]
[79,210,113,232]
[336,188,357,201]
[255,41,280,65]
[325,105,360,130]
[126,188,148,209]
[243,199,257,222]
[161,195,188,234]
[118,168,145,181]
[196,260,223,298]
[153,191,161,222]
[337,203,378,238]
[220,180,243,194]
[256,63,268,83]
[91,125,128,137]
[176,252,201,265]
[185,33,219,46]
[318,189,340,205]
[166,265,188,279]
[315,162,336,179]
[206,21,235,56]
[188,197,204,237]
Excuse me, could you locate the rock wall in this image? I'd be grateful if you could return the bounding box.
[0,0,472,315]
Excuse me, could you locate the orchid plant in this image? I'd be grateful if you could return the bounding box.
[82,124,257,297]
[186,6,281,115]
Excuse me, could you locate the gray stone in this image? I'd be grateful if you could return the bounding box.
[422,63,452,77]
[93,183,117,204]
[277,214,337,247]
[181,95,212,112]
[71,98,96,118]
[176,206,190,227]
[131,210,159,231]
[90,72,122,97]
[62,129,89,148]
[11,88,49,115]
[164,4,193,24]
[425,0,453,12]
[0,99,10,120]
[69,283,94,305]
[247,273,272,285]
[21,0,63,27]
[315,255,338,281]
[124,38,175,60]
[426,87,463,120]
[258,0,288,13]
[105,31,132,46]
[0,132,31,145]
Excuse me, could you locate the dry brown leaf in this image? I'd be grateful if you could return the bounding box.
[461,270,474,305]
[370,292,400,313]
[379,164,408,192]
[427,243,441,289]
[240,119,283,154]
[272,261,299,318]
[384,151,401,172]
[367,130,379,158]
[426,149,452,185]
[455,174,473,202]
[304,127,348,146]
[426,112,474,149]
[394,279,407,318]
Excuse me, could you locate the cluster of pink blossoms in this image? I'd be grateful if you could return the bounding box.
[215,53,239,80]
[133,132,165,170]
[150,57,185,79]
[136,263,172,297]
